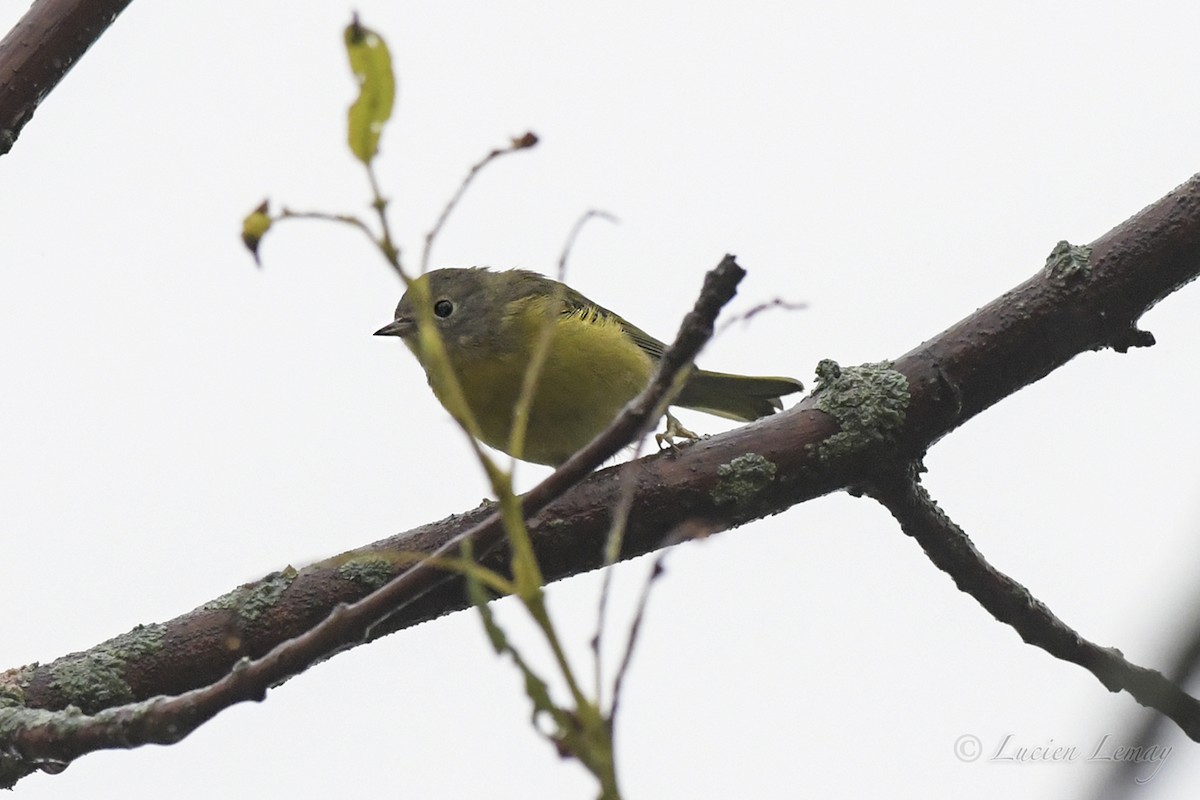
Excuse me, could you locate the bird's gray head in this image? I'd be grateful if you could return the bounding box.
[373,267,536,351]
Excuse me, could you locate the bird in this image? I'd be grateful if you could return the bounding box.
[375,267,803,466]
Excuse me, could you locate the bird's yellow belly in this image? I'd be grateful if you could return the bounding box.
[434,313,654,465]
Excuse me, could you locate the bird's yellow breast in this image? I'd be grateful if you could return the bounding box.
[423,296,654,465]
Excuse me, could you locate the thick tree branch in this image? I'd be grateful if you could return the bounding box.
[6,173,1200,782]
[10,175,1200,720]
[0,0,133,155]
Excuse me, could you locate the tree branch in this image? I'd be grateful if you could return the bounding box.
[0,0,133,155]
[866,466,1200,741]
[7,170,1200,782]
[9,175,1200,721]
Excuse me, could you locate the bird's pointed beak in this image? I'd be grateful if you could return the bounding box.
[374,317,415,338]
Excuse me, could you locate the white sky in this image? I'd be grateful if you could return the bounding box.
[3,1,1200,798]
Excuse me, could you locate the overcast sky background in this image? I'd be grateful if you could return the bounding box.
[3,2,1200,797]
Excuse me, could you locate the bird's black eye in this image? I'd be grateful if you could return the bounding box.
[434,299,454,318]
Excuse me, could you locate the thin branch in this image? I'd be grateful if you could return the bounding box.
[277,207,381,250]
[609,553,667,723]
[591,437,650,704]
[420,131,539,274]
[715,296,808,336]
[866,466,1200,741]
[506,280,568,462]
[365,162,402,274]
[557,209,619,281]
[1087,583,1200,799]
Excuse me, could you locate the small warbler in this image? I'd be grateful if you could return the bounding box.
[375,267,802,466]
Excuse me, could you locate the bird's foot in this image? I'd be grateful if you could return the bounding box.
[655,411,701,454]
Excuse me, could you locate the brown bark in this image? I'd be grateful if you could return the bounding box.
[0,0,133,155]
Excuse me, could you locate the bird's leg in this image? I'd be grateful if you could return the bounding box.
[655,410,701,453]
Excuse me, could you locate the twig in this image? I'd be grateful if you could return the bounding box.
[867,466,1200,742]
[590,437,649,703]
[277,207,382,251]
[609,553,667,723]
[557,209,618,281]
[421,132,538,274]
[715,297,808,336]
[506,280,568,463]
[365,163,402,274]
[1087,582,1200,798]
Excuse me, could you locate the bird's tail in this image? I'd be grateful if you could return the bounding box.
[675,370,804,422]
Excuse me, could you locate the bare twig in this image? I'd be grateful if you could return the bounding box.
[506,279,569,463]
[420,132,539,274]
[715,296,808,336]
[590,437,650,704]
[609,553,667,723]
[365,163,402,273]
[557,209,619,281]
[1087,582,1200,799]
[867,466,1200,742]
[277,207,382,250]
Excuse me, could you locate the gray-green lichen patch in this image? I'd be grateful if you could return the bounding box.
[339,557,395,590]
[204,566,298,622]
[0,664,38,708]
[810,359,910,462]
[0,704,79,785]
[710,453,778,506]
[48,623,166,713]
[1044,240,1093,284]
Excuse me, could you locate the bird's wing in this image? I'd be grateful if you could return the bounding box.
[560,286,667,360]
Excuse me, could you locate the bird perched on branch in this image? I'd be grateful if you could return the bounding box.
[375,267,802,466]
